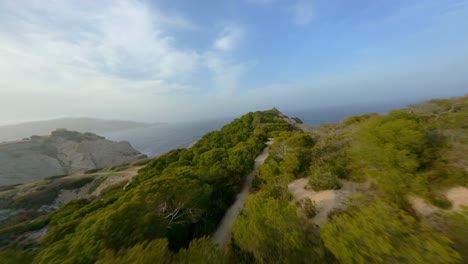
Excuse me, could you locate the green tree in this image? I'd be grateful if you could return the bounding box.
[175,237,226,264]
[96,239,172,264]
[443,208,468,262]
[348,113,432,204]
[231,193,306,263]
[228,146,253,175]
[0,249,36,264]
[197,148,229,183]
[96,201,167,249]
[308,164,341,191]
[321,201,460,264]
[300,197,317,218]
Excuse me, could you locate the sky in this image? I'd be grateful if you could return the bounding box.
[1,0,467,124]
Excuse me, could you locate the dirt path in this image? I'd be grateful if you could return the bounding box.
[212,140,273,249]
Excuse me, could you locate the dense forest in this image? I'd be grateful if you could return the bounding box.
[1,97,467,263]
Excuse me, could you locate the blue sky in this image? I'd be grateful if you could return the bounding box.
[0,0,467,123]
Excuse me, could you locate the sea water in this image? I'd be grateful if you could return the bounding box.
[103,101,412,157]
[102,118,231,157]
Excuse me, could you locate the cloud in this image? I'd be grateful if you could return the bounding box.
[0,0,256,123]
[290,0,315,25]
[205,24,251,94]
[0,0,200,81]
[203,52,251,95]
[213,24,245,52]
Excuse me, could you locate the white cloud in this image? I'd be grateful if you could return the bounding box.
[290,0,315,25]
[205,24,249,95]
[203,52,251,95]
[213,24,245,52]
[0,0,256,123]
[0,0,199,81]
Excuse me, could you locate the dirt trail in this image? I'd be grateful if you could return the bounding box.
[212,140,273,249]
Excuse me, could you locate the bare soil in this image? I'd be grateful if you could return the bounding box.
[288,178,371,225]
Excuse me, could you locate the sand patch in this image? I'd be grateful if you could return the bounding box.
[288,178,371,225]
[409,196,438,216]
[446,187,468,211]
[410,186,468,217]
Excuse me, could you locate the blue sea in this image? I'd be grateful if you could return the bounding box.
[283,101,412,126]
[103,101,413,157]
[102,119,231,157]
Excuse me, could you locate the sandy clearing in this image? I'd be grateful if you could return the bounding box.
[446,187,468,211]
[410,186,468,216]
[409,196,439,216]
[288,178,371,225]
[212,140,273,249]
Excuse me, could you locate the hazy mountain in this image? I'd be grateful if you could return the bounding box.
[0,117,164,142]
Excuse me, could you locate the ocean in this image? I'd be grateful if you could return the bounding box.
[103,101,413,157]
[102,118,231,157]
[283,101,412,125]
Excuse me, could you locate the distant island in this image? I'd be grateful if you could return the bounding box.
[0,117,165,142]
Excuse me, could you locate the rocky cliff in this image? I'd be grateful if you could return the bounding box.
[0,129,146,185]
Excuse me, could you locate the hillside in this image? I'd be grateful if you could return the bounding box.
[0,117,162,142]
[0,98,467,263]
[0,129,146,186]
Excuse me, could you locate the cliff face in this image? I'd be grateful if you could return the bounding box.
[0,130,146,185]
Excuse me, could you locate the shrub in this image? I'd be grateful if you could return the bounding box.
[308,167,341,191]
[301,198,317,218]
[0,249,36,264]
[429,194,453,209]
[292,117,303,124]
[321,201,461,263]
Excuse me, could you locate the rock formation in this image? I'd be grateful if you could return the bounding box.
[0,129,146,185]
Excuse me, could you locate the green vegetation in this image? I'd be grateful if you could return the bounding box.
[308,167,341,191]
[345,97,468,206]
[232,192,306,263]
[445,208,468,262]
[300,197,317,218]
[292,117,303,124]
[0,249,37,264]
[321,201,460,263]
[0,214,49,236]
[230,96,467,263]
[7,177,93,209]
[1,97,467,263]
[26,110,292,263]
[257,131,315,186]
